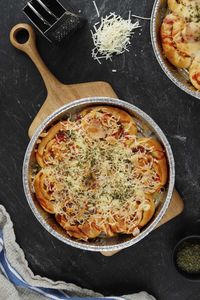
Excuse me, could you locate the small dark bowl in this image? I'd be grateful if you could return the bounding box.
[173,235,200,280]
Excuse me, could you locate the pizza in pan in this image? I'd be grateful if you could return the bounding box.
[161,0,200,90]
[33,106,168,241]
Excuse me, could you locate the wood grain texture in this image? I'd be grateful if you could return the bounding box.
[10,23,184,257]
[28,81,117,137]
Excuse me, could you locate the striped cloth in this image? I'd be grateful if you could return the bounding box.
[0,230,70,300]
[0,230,120,300]
[0,205,155,300]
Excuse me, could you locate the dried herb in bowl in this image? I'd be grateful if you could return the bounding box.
[176,241,200,274]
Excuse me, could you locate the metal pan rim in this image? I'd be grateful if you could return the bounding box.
[150,0,200,100]
[23,97,175,252]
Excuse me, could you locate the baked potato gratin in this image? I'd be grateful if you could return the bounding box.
[161,0,200,90]
[32,106,168,241]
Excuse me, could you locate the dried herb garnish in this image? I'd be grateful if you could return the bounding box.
[176,241,200,274]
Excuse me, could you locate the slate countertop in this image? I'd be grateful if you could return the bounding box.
[0,0,200,299]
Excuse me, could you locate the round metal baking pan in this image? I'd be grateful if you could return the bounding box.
[151,0,200,100]
[23,97,175,252]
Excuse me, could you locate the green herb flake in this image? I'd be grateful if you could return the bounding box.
[176,241,200,274]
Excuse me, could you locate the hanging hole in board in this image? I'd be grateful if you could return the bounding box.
[15,29,30,44]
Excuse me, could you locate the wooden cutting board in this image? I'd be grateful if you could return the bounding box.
[10,23,184,256]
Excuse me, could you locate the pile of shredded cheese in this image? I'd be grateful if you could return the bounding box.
[91,12,141,63]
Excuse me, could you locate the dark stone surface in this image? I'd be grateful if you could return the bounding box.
[0,0,200,299]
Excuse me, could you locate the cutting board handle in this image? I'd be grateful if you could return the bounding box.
[10,23,62,96]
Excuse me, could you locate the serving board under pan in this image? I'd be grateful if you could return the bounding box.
[10,23,184,256]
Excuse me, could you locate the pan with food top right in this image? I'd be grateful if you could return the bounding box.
[151,0,200,100]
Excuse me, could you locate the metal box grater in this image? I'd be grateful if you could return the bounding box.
[23,0,86,43]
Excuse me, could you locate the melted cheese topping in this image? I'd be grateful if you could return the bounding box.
[169,0,200,51]
[34,116,161,232]
[172,0,200,23]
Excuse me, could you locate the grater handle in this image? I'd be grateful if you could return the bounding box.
[10,23,62,95]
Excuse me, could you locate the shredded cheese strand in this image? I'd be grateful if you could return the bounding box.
[92,0,100,18]
[131,14,151,20]
[91,12,141,63]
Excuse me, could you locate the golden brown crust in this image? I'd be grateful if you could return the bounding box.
[56,207,155,239]
[161,14,191,68]
[110,212,142,235]
[168,0,180,12]
[80,222,101,239]
[189,56,200,90]
[138,138,168,188]
[34,170,55,214]
[55,214,101,240]
[80,106,137,139]
[36,122,66,167]
[139,194,155,227]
